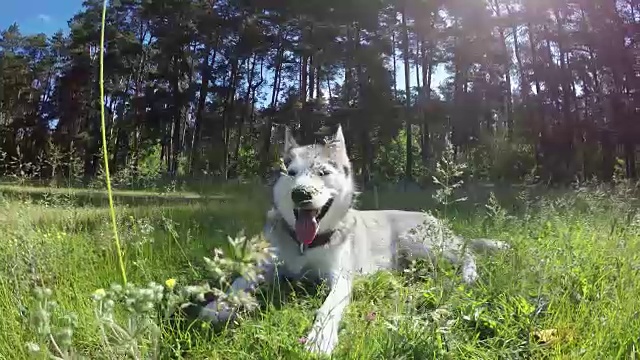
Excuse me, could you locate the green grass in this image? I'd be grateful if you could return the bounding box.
[1,182,639,359]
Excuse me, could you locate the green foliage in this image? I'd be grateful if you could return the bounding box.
[373,127,427,185]
[1,0,637,186]
[234,143,261,180]
[0,180,639,358]
[138,145,164,183]
[373,130,408,183]
[470,131,537,182]
[432,134,468,210]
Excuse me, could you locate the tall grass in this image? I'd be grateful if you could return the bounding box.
[0,180,638,359]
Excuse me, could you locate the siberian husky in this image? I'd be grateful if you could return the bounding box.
[201,125,509,355]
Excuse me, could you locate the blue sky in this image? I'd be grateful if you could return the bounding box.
[0,0,84,36]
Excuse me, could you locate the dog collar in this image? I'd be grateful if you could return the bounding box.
[284,225,334,254]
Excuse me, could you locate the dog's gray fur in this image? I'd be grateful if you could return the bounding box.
[201,125,509,355]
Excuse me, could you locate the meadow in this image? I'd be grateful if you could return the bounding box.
[1,180,639,359]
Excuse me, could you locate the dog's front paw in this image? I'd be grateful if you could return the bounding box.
[304,323,339,356]
[199,300,237,324]
[461,255,478,285]
[462,269,478,284]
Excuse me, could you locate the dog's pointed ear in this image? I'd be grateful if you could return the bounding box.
[326,124,349,163]
[283,126,298,153]
[332,124,345,145]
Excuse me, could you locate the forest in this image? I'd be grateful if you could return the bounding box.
[1,0,637,189]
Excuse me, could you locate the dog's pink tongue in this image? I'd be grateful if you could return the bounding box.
[295,210,318,245]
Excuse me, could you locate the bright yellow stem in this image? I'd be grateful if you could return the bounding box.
[100,0,127,285]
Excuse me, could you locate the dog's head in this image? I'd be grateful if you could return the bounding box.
[272,125,355,246]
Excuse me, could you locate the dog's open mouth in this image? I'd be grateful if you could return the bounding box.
[293,198,333,245]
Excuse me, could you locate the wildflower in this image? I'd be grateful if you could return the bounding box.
[32,287,44,300]
[92,288,106,301]
[25,342,40,353]
[165,278,176,291]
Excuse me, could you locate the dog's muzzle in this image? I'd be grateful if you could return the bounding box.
[291,186,316,208]
[290,185,333,254]
[290,185,332,218]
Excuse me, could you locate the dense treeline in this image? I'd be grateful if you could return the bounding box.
[0,0,638,188]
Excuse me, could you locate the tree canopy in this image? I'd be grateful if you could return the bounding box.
[0,0,638,187]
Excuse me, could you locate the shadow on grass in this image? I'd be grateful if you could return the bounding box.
[0,184,230,208]
[165,274,329,356]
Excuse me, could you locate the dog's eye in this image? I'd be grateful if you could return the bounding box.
[287,168,297,177]
[319,168,332,176]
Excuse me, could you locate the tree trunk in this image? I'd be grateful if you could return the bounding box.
[392,30,398,101]
[508,8,528,100]
[421,43,432,166]
[624,142,637,179]
[527,22,544,133]
[301,55,308,104]
[316,65,322,100]
[231,54,258,178]
[308,54,315,100]
[170,53,185,177]
[401,7,413,185]
[492,0,513,139]
[259,36,284,177]
[191,39,218,175]
[221,57,242,179]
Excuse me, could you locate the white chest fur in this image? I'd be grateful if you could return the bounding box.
[266,224,351,280]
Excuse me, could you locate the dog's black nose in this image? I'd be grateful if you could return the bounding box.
[291,187,313,204]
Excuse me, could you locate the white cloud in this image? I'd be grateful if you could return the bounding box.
[37,14,52,23]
